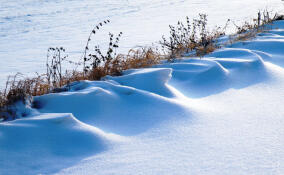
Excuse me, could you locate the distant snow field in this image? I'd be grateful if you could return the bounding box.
[1,19,284,174]
[0,0,283,85]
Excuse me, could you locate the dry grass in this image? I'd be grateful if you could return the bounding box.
[160,14,225,60]
[82,47,163,80]
[120,47,164,69]
[226,10,284,44]
[0,74,43,120]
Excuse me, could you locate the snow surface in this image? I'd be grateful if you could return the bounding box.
[1,20,284,175]
[0,0,283,85]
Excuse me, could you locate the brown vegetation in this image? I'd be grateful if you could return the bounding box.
[227,10,283,44]
[160,14,225,61]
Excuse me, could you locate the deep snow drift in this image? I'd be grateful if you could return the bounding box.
[1,21,284,175]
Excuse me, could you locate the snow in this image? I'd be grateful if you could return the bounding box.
[33,77,186,135]
[0,113,123,174]
[1,20,284,174]
[0,0,283,86]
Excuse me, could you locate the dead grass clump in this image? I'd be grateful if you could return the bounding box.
[0,74,42,121]
[79,20,124,80]
[120,47,163,70]
[82,20,111,74]
[160,14,225,61]
[46,47,68,88]
[273,14,284,21]
[82,47,163,80]
[229,10,283,44]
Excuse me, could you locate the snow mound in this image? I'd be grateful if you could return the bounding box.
[232,40,284,55]
[228,26,284,67]
[210,48,265,71]
[105,68,175,97]
[209,48,268,86]
[271,20,284,29]
[0,113,116,174]
[157,59,229,97]
[34,80,187,135]
[259,30,284,38]
[158,47,269,97]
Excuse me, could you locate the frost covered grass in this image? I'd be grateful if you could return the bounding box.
[0,11,283,121]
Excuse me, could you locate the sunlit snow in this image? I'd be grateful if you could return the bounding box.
[1,19,284,174]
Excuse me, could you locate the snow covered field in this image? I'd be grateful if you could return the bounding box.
[0,0,283,85]
[1,20,284,174]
